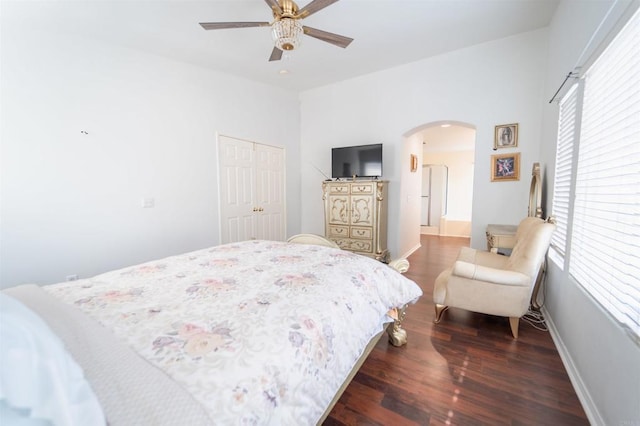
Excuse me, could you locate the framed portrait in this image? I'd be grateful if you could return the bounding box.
[491,152,520,182]
[494,123,519,149]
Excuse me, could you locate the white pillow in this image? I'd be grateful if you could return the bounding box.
[0,293,105,426]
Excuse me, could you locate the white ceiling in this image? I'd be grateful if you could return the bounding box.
[2,0,560,92]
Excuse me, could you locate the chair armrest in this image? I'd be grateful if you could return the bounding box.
[452,261,530,286]
[473,250,510,269]
[456,246,510,269]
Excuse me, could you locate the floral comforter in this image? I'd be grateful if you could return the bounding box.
[45,240,423,425]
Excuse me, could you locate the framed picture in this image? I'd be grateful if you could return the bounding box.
[491,152,520,181]
[410,154,418,172]
[494,123,518,149]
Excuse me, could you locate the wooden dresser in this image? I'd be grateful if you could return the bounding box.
[322,180,389,262]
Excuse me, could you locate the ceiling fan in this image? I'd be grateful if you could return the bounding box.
[199,0,353,62]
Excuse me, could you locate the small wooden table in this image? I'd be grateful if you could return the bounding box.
[486,224,517,253]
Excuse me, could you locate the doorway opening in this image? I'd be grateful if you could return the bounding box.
[418,122,475,237]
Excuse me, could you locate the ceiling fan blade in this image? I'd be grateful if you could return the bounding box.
[297,0,339,19]
[263,0,283,16]
[269,46,283,62]
[199,22,271,30]
[303,26,353,48]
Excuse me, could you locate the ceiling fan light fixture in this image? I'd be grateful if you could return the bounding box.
[272,18,302,51]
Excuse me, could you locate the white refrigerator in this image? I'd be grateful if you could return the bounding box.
[421,165,448,226]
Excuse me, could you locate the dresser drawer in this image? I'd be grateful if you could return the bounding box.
[333,238,351,250]
[350,227,372,240]
[328,225,349,238]
[328,184,350,194]
[332,238,373,253]
[351,183,374,194]
[349,240,373,253]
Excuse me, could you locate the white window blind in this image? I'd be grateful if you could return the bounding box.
[569,10,640,340]
[550,83,579,266]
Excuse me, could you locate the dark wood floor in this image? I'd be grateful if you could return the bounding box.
[325,235,589,425]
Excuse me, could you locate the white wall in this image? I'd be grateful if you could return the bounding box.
[398,134,423,259]
[300,29,549,258]
[0,29,301,288]
[540,1,640,425]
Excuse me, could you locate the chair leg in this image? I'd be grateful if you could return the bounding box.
[434,304,448,323]
[509,317,519,339]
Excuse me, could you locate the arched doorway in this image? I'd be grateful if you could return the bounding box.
[397,121,475,258]
[420,123,475,237]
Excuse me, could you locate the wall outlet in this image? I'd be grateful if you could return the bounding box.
[66,274,79,281]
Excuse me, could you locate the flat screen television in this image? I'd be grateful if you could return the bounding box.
[331,143,383,179]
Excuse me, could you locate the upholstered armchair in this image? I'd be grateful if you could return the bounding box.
[433,217,555,338]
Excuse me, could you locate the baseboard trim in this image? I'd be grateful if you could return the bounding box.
[399,243,421,265]
[542,307,604,426]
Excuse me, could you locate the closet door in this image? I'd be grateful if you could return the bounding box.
[218,135,285,244]
[254,143,285,241]
[218,136,256,243]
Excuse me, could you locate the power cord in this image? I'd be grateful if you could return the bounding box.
[522,259,549,332]
[522,309,548,332]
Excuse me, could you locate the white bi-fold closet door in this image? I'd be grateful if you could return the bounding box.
[217,135,286,244]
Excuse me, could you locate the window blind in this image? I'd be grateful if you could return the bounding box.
[569,10,640,340]
[550,83,579,267]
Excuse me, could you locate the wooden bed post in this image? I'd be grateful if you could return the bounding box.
[387,304,408,347]
[386,258,410,346]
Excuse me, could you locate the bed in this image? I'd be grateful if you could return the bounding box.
[1,239,422,425]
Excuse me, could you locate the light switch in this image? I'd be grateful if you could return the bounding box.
[142,197,155,208]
